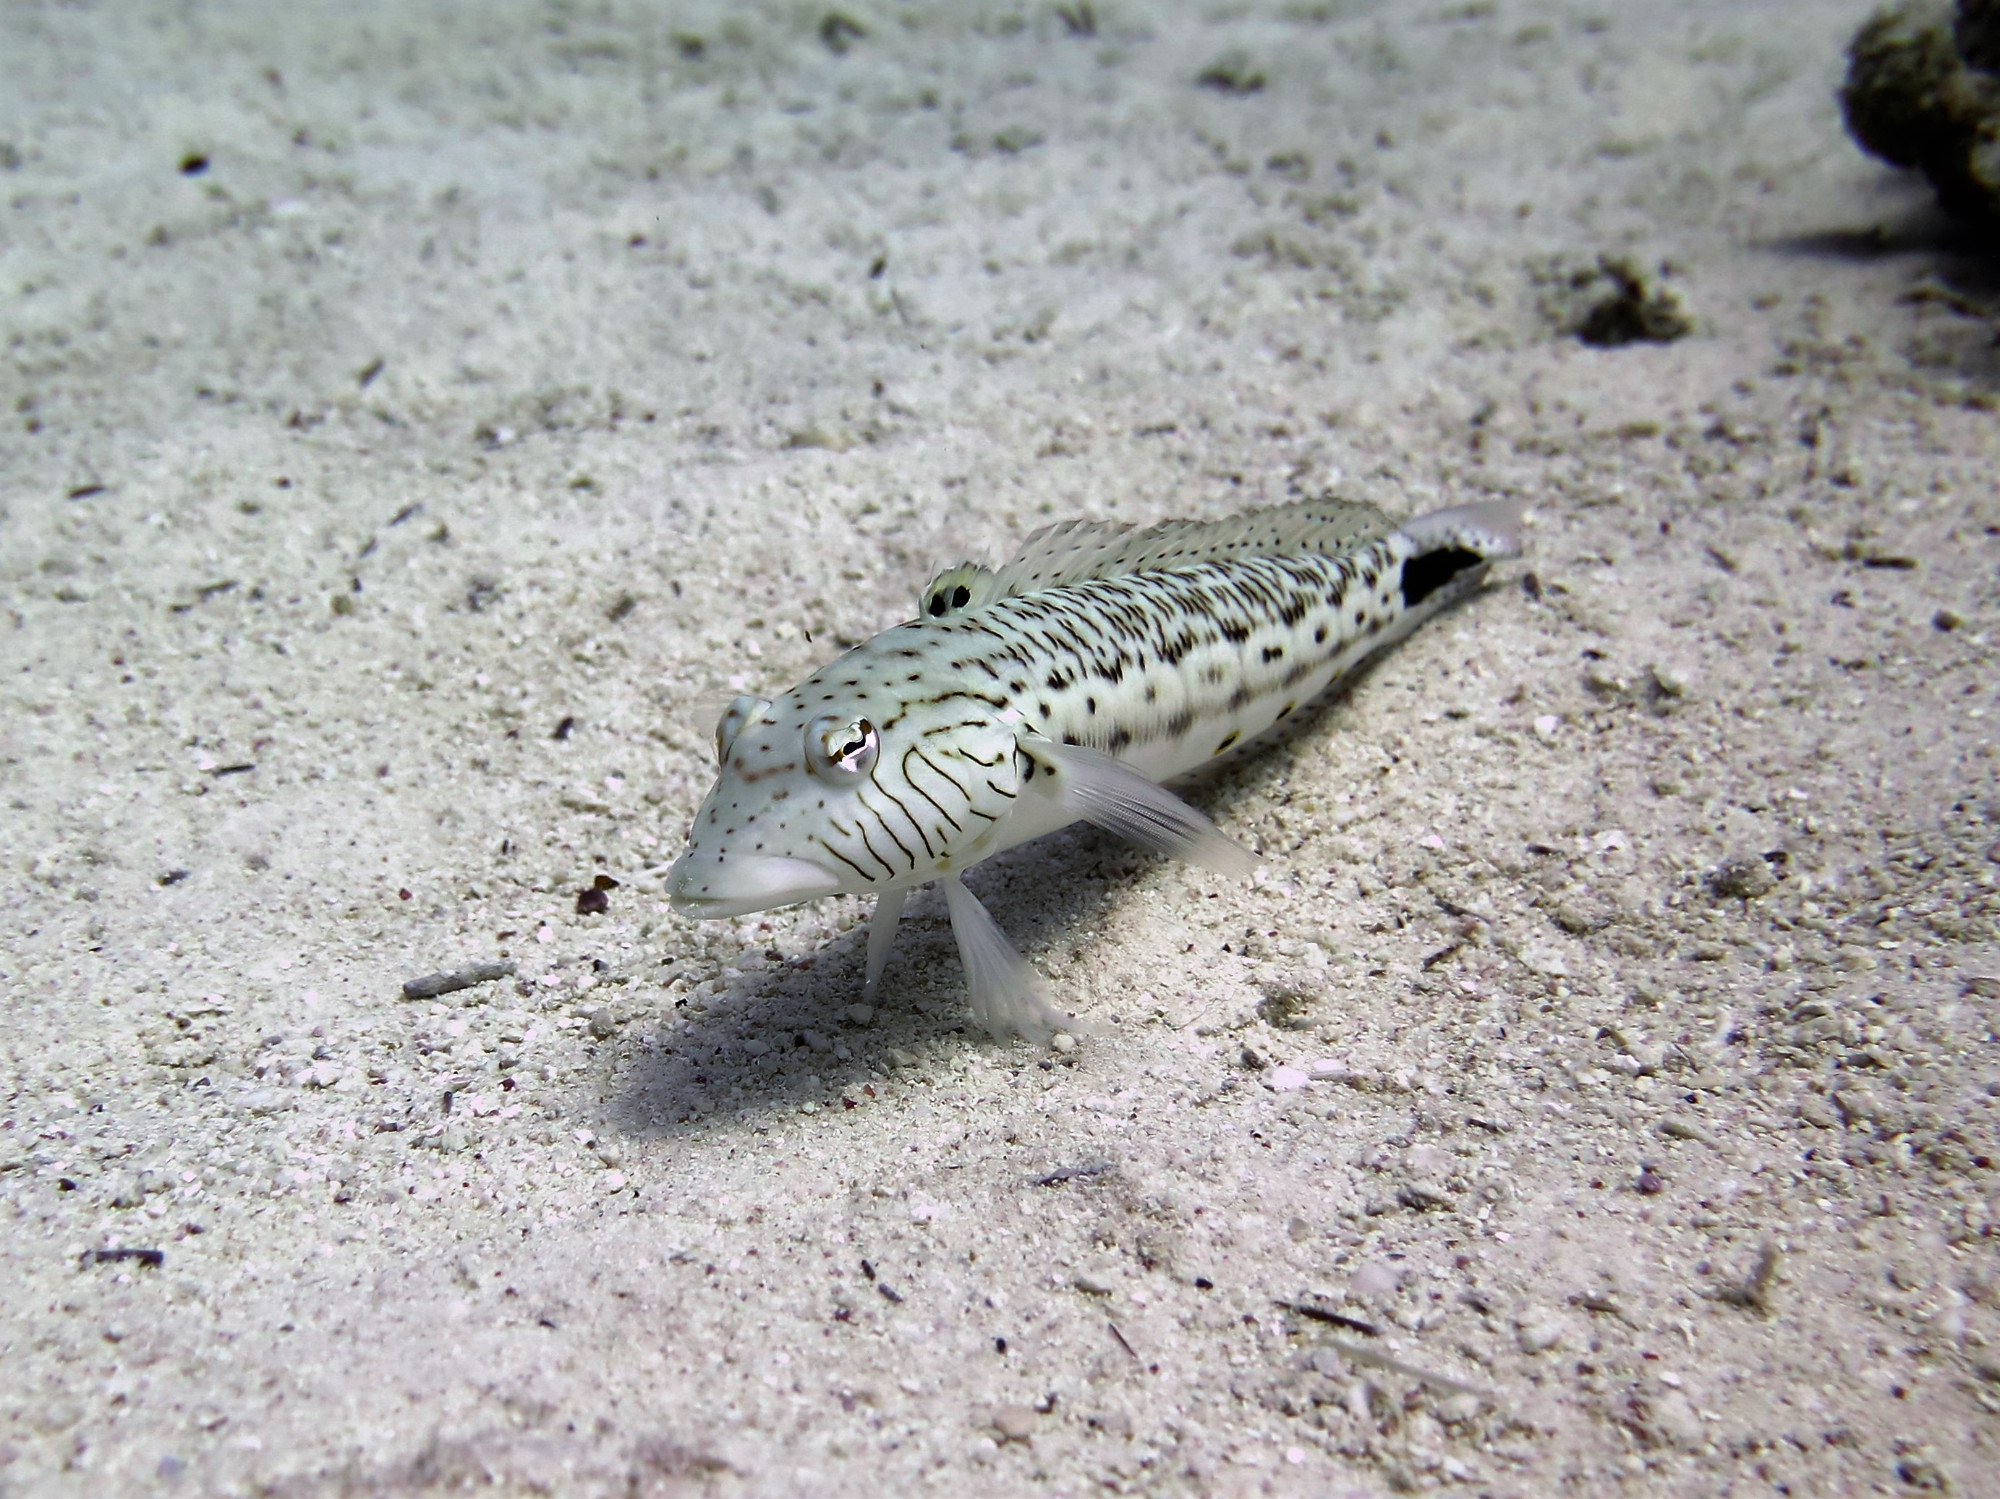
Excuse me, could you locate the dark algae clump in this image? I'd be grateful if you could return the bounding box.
[1842,0,2000,227]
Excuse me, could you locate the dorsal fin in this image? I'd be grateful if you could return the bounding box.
[921,497,1395,619]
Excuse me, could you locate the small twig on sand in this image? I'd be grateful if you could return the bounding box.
[401,960,517,1001]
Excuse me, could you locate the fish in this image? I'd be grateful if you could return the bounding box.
[667,495,1523,1040]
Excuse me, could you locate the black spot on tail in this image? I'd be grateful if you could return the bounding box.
[1400,547,1484,608]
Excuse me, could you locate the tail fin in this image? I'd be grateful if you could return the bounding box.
[1395,499,1526,559]
[1392,500,1526,610]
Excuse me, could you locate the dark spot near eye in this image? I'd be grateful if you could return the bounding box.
[1086,697,1096,715]
[1107,727,1131,750]
[1314,626,1327,644]
[1261,645,1283,662]
[1144,684,1157,702]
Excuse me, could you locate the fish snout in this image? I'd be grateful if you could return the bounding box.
[666,849,844,919]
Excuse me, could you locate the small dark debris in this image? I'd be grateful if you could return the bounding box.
[820,10,866,54]
[441,1090,454,1116]
[67,483,106,500]
[995,1335,1008,1353]
[552,716,577,741]
[1107,1321,1138,1360]
[1276,1299,1381,1337]
[465,576,501,612]
[357,358,386,389]
[1239,1046,1267,1070]
[178,153,209,176]
[401,960,517,1001]
[1574,256,1691,347]
[172,579,239,613]
[387,501,421,526]
[1708,853,1776,900]
[1714,1241,1780,1312]
[1421,943,1462,972]
[84,1247,164,1269]
[593,873,620,891]
[159,869,191,887]
[1055,1,1097,36]
[1861,553,1918,570]
[1636,1164,1666,1195]
[606,592,638,623]
[575,886,610,916]
[877,1282,903,1304]
[1524,842,1558,856]
[1193,1276,1214,1290]
[867,254,887,279]
[859,1259,874,1280]
[1033,1160,1115,1187]
[1197,50,1266,94]
[211,763,255,777]
[1569,1292,1626,1318]
[57,1178,77,1192]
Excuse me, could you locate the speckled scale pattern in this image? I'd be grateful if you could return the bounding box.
[791,516,1481,890]
[921,497,1391,619]
[669,496,1521,984]
[951,537,1418,777]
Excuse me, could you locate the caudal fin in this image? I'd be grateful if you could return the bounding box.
[1395,499,1526,559]
[1391,500,1526,610]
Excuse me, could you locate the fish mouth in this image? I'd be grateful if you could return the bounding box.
[667,853,844,919]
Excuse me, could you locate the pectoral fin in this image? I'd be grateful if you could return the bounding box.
[862,886,907,1002]
[941,875,1071,1042]
[1023,737,1259,876]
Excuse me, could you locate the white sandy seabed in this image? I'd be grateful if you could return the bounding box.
[3,2,1999,1494]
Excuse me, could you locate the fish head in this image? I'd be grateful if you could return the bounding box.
[667,647,1024,919]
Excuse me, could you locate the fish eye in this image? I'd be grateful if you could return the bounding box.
[804,714,878,780]
[715,694,770,765]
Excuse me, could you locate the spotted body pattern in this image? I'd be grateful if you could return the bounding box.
[668,496,1523,1038]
